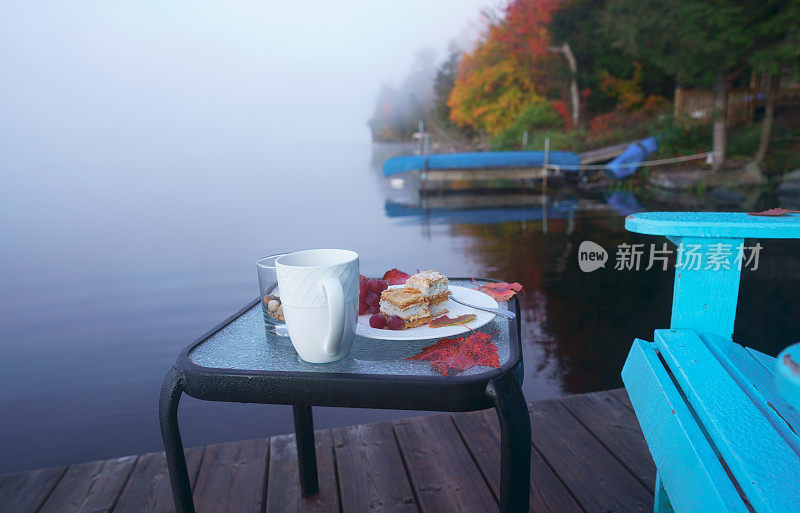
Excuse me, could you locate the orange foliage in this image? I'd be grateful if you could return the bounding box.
[448,0,564,135]
[588,62,668,142]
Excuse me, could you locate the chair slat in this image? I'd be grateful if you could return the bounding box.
[622,339,749,513]
[746,347,778,377]
[656,329,800,513]
[702,334,800,452]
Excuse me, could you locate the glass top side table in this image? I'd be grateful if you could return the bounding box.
[160,278,529,513]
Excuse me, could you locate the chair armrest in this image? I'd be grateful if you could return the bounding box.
[626,212,800,240]
[625,212,800,341]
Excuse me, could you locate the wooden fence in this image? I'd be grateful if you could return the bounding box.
[674,77,800,127]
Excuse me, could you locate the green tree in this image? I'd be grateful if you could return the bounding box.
[433,44,460,126]
[549,0,672,117]
[747,3,800,165]
[603,0,795,171]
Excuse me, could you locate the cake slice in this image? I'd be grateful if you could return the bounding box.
[379,288,430,329]
[405,270,451,317]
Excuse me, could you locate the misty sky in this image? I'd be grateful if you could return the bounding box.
[0,1,493,147]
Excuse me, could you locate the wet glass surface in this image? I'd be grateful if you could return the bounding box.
[189,279,512,377]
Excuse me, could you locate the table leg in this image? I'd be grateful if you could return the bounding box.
[487,374,531,513]
[159,366,195,513]
[293,404,319,497]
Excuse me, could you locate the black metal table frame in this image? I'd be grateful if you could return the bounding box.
[159,278,530,513]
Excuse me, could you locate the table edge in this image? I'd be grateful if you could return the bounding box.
[176,277,523,386]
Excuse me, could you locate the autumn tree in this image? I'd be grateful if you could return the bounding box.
[448,0,563,135]
[549,0,672,117]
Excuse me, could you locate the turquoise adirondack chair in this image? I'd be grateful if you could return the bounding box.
[620,212,800,513]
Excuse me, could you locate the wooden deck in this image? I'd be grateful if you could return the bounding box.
[0,388,656,513]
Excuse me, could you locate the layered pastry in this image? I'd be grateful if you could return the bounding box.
[379,288,431,329]
[405,270,451,317]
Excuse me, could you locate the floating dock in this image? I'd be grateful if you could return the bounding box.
[0,388,655,513]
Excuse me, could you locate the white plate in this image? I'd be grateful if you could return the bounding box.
[356,285,499,340]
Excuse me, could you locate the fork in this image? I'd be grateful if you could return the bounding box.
[449,295,516,320]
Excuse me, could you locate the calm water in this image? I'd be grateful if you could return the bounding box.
[1,141,799,473]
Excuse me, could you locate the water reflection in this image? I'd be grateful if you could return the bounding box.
[1,141,798,473]
[382,177,800,400]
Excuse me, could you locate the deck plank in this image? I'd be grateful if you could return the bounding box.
[265,430,339,513]
[0,389,657,513]
[38,456,136,513]
[393,414,496,513]
[113,447,204,513]
[452,409,583,513]
[609,387,634,410]
[0,466,66,513]
[334,422,417,513]
[530,397,653,513]
[192,439,268,513]
[560,390,656,492]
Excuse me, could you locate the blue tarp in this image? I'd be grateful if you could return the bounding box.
[605,137,658,179]
[383,150,581,177]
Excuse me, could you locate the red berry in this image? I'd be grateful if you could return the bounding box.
[359,280,367,298]
[358,298,368,315]
[367,278,381,293]
[386,315,404,330]
[366,291,379,306]
[369,314,386,328]
[378,279,389,291]
[370,303,381,314]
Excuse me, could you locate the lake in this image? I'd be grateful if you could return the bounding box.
[1,140,798,473]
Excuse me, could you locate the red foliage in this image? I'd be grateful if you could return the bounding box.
[473,280,524,301]
[747,208,800,216]
[550,100,570,127]
[498,0,563,59]
[589,110,620,135]
[407,331,500,376]
[382,268,411,285]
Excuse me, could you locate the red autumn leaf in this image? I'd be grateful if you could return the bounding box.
[383,268,411,285]
[429,313,477,328]
[747,208,800,217]
[474,280,524,301]
[407,331,500,376]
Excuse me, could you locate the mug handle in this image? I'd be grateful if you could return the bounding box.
[322,276,345,357]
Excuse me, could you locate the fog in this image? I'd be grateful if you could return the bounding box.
[0,1,490,151]
[0,2,502,471]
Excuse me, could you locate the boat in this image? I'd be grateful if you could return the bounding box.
[382,150,581,177]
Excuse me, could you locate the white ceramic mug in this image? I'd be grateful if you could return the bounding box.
[275,249,359,363]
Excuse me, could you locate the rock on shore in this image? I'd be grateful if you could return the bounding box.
[777,169,800,210]
[648,161,766,191]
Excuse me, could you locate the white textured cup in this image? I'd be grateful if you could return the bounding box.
[276,249,359,363]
